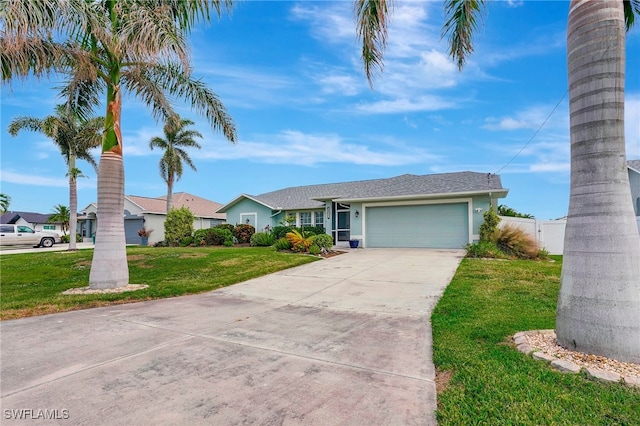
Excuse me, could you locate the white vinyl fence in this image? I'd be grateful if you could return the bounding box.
[499,216,640,255]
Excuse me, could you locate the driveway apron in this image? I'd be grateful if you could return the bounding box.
[0,248,464,425]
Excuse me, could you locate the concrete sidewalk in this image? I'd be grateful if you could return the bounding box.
[0,242,95,255]
[0,248,464,425]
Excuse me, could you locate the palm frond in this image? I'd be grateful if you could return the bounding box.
[624,0,640,30]
[57,66,105,122]
[442,0,486,70]
[0,0,92,81]
[175,131,203,147]
[147,62,237,143]
[149,136,169,150]
[175,147,197,172]
[7,116,46,136]
[114,2,190,69]
[121,65,177,125]
[354,0,390,87]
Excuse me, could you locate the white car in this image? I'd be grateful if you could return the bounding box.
[0,224,62,248]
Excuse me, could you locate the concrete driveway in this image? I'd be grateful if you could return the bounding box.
[0,248,464,425]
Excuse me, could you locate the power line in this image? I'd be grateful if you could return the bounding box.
[494,89,568,175]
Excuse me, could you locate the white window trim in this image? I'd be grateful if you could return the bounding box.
[240,212,257,227]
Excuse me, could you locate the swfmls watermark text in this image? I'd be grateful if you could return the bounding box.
[4,409,69,420]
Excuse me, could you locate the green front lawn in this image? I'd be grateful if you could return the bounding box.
[0,246,318,320]
[432,256,640,425]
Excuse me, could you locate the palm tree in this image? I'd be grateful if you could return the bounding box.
[355,0,640,363]
[8,105,102,250]
[1,1,237,289]
[49,204,71,235]
[149,118,203,213]
[0,193,10,214]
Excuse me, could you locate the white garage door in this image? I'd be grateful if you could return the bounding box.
[366,203,469,248]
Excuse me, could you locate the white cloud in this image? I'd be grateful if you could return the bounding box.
[484,101,569,131]
[0,170,95,189]
[194,129,440,166]
[505,0,525,8]
[354,95,455,114]
[290,3,354,44]
[317,72,361,96]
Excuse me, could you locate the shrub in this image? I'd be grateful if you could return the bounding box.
[215,223,234,233]
[301,225,324,236]
[312,233,333,250]
[309,244,321,255]
[272,226,293,240]
[273,237,292,251]
[193,229,208,245]
[465,241,505,259]
[164,207,195,246]
[233,224,255,244]
[494,224,539,259]
[479,207,501,242]
[537,247,550,259]
[250,232,275,246]
[208,228,234,246]
[61,234,83,243]
[180,236,194,247]
[286,229,314,252]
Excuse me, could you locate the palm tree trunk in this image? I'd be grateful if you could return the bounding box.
[166,175,174,214]
[89,151,129,289]
[557,0,640,363]
[68,154,78,251]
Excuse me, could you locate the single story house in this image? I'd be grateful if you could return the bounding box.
[217,172,508,249]
[79,192,226,245]
[0,211,65,234]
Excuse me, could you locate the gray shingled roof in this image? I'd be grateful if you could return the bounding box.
[0,211,54,224]
[628,160,640,172]
[246,172,505,210]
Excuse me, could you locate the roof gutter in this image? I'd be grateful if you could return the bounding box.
[334,189,509,203]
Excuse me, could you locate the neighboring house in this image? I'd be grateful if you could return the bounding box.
[628,160,640,217]
[0,211,65,234]
[218,172,508,249]
[79,192,226,245]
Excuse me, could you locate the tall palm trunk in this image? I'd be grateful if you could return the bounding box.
[89,151,129,288]
[89,65,129,288]
[166,173,174,214]
[68,154,78,251]
[557,0,640,363]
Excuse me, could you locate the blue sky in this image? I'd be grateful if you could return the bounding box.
[1,1,639,220]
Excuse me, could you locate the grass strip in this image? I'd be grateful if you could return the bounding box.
[432,256,640,425]
[0,246,318,320]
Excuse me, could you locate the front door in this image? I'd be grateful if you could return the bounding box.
[335,203,350,242]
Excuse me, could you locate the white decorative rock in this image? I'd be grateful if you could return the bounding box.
[532,352,556,362]
[551,359,581,374]
[586,368,621,383]
[623,376,640,388]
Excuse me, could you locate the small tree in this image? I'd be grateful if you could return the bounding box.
[49,204,71,235]
[164,207,195,247]
[0,193,10,213]
[498,204,534,219]
[479,207,500,243]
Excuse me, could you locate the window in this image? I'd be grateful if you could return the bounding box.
[17,226,34,233]
[300,212,312,227]
[314,211,324,227]
[43,225,55,230]
[0,225,14,233]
